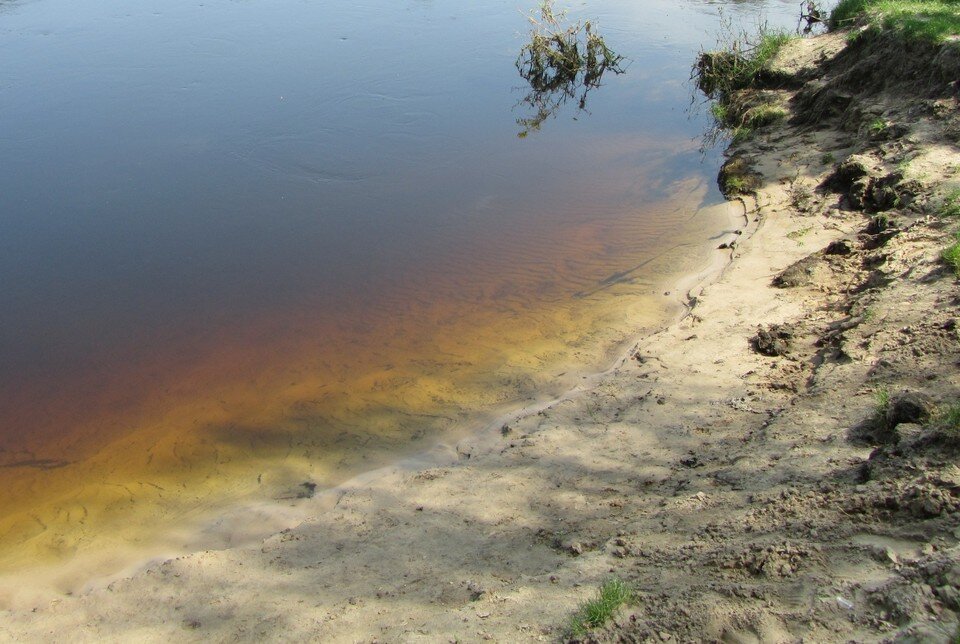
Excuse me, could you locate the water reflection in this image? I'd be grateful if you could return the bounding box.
[681,0,806,22]
[514,1,625,137]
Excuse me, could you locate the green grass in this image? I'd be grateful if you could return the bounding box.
[711,98,783,132]
[695,25,794,145]
[831,0,873,27]
[709,100,785,142]
[935,401,960,434]
[867,117,889,136]
[787,225,813,242]
[939,188,960,217]
[943,231,960,275]
[753,31,795,69]
[731,126,752,143]
[743,103,787,128]
[725,175,749,192]
[568,578,633,637]
[831,0,960,42]
[696,29,794,99]
[875,385,891,416]
[710,102,729,123]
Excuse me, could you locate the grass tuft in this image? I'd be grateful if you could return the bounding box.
[786,225,813,242]
[695,29,794,99]
[868,117,888,135]
[943,231,960,275]
[939,188,960,218]
[694,24,793,145]
[935,402,960,434]
[568,578,632,637]
[743,103,787,128]
[725,174,749,192]
[875,385,891,416]
[788,179,814,211]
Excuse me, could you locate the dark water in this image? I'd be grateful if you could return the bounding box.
[0,0,803,574]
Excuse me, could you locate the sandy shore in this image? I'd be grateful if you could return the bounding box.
[3,30,960,642]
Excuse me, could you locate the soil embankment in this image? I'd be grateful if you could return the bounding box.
[2,27,960,643]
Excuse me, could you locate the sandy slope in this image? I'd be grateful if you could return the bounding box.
[3,31,960,643]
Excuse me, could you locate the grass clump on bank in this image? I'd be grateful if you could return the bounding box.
[830,0,960,42]
[694,26,794,143]
[711,101,786,143]
[567,577,632,637]
[742,103,788,128]
[695,29,794,99]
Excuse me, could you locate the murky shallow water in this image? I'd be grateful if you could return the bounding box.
[0,0,800,587]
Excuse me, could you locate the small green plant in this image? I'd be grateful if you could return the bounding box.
[568,577,633,637]
[821,152,837,165]
[943,232,960,276]
[939,188,960,218]
[875,385,890,416]
[867,117,888,136]
[788,178,813,211]
[787,225,813,242]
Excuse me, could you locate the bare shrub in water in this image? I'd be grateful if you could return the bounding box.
[515,0,624,137]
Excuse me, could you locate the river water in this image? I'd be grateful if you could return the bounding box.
[0,0,801,589]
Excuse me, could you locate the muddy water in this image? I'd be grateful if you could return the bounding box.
[0,0,801,587]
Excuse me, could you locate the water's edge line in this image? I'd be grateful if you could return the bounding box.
[0,194,750,605]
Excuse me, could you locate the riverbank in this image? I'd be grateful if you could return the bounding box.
[4,22,960,643]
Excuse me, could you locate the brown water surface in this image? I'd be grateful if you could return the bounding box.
[0,0,801,592]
